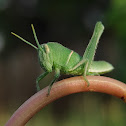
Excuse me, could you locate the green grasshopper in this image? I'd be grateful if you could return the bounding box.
[11,22,114,95]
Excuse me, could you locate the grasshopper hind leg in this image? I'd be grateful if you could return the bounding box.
[83,75,90,87]
[68,59,90,87]
[83,60,90,87]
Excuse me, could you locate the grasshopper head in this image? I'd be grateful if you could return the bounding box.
[31,24,53,72]
[11,24,53,72]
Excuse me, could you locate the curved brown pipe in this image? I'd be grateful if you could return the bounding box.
[5,76,126,126]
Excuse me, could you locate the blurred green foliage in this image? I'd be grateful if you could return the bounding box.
[0,0,126,125]
[105,0,126,82]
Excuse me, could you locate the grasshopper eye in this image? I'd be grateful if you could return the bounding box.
[42,44,50,54]
[44,44,50,54]
[40,44,50,54]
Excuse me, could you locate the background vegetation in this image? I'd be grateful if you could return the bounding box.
[0,0,126,125]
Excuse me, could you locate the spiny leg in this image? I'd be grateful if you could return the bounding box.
[68,23,104,87]
[36,71,49,91]
[82,60,90,86]
[68,59,90,86]
[81,22,104,86]
[82,22,104,75]
[47,69,60,96]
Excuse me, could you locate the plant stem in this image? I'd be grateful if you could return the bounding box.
[5,76,126,126]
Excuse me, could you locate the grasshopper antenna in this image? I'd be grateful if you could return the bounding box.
[31,24,43,52]
[11,32,38,50]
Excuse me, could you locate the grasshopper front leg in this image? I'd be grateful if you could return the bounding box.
[36,71,49,91]
[47,68,60,96]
